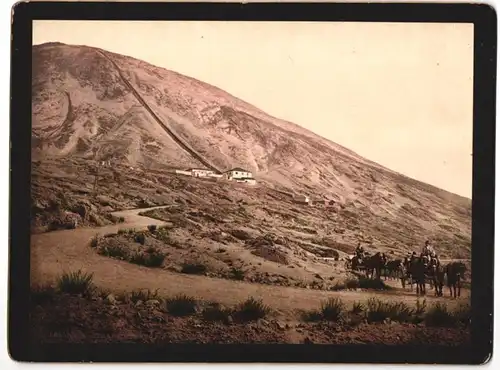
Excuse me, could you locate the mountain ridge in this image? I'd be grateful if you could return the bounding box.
[31,42,471,209]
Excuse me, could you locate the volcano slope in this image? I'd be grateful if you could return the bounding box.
[30,42,472,344]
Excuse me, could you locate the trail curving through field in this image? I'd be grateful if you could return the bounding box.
[30,206,469,317]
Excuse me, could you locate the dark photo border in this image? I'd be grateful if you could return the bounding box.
[9,1,496,364]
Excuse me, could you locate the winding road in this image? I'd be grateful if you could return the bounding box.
[30,206,468,316]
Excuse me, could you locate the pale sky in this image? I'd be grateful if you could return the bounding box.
[33,21,474,198]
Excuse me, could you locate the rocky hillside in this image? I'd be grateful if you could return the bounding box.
[31,42,471,256]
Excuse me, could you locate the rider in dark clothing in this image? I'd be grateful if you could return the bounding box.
[355,243,365,257]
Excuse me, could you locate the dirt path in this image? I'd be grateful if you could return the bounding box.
[31,207,469,318]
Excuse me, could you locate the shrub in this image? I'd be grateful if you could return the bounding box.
[130,289,161,303]
[351,301,365,315]
[234,297,270,322]
[134,233,146,245]
[330,277,391,291]
[146,250,166,268]
[148,224,157,232]
[117,228,127,235]
[424,303,458,327]
[321,297,345,322]
[230,267,245,281]
[202,302,232,322]
[98,244,129,259]
[365,298,413,323]
[129,252,148,266]
[345,278,359,290]
[301,309,323,322]
[216,247,227,253]
[165,294,198,316]
[181,263,207,275]
[57,270,95,296]
[31,285,57,306]
[330,282,346,291]
[129,250,166,268]
[357,277,391,290]
[453,302,471,327]
[415,299,427,316]
[118,216,125,223]
[90,234,100,248]
[155,228,171,243]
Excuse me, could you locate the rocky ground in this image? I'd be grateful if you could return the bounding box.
[30,285,470,345]
[32,157,471,261]
[30,157,471,345]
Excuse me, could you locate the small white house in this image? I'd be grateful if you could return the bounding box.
[208,173,223,178]
[235,178,257,186]
[189,168,215,177]
[175,169,192,176]
[294,194,310,204]
[225,167,253,180]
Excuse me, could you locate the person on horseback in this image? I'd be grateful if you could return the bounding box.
[433,253,441,267]
[422,240,435,257]
[355,243,365,260]
[410,251,417,263]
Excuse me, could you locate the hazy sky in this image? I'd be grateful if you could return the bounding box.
[33,21,474,198]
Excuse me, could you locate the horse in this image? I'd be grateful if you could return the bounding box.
[445,261,467,298]
[363,252,387,279]
[407,257,427,295]
[428,261,445,297]
[385,259,404,280]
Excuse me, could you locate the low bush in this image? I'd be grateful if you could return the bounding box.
[345,278,359,290]
[424,302,459,327]
[350,301,365,315]
[134,233,146,245]
[234,297,270,322]
[330,276,391,291]
[90,234,100,248]
[129,250,166,268]
[147,224,157,232]
[453,302,472,326]
[130,289,161,303]
[146,250,166,268]
[202,302,232,322]
[31,285,57,306]
[230,267,245,281]
[165,294,198,316]
[181,263,207,275]
[98,244,129,259]
[357,277,392,290]
[301,309,323,322]
[330,282,345,291]
[57,270,95,296]
[365,298,413,323]
[321,297,345,322]
[129,252,148,266]
[299,296,466,329]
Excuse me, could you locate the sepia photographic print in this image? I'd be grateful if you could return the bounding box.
[9,1,495,365]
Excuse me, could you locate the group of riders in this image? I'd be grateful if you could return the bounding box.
[348,240,466,297]
[353,240,441,273]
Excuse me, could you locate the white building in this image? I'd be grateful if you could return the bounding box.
[294,194,310,204]
[225,167,253,180]
[189,168,215,177]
